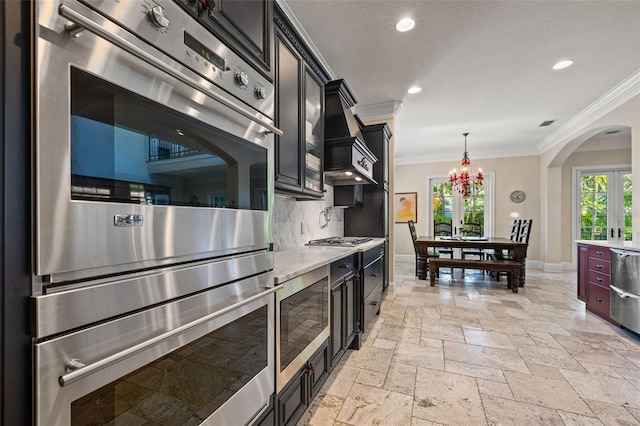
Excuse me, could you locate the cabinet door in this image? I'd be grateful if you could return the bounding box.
[303,67,323,195]
[277,370,307,426]
[344,275,356,348]
[330,282,344,368]
[577,244,587,301]
[204,0,272,77]
[275,34,302,191]
[308,342,329,399]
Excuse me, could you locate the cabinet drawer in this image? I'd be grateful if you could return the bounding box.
[587,282,610,319]
[588,245,610,261]
[330,255,356,284]
[363,282,383,331]
[588,256,610,275]
[588,269,610,287]
[363,257,383,298]
[363,245,385,267]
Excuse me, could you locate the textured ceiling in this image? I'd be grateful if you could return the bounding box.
[280,0,640,164]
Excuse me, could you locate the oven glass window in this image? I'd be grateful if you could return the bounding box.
[279,277,328,371]
[70,67,268,210]
[70,306,267,425]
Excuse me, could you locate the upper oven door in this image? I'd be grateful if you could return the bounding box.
[35,0,279,282]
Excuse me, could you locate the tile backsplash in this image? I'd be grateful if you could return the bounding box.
[272,185,344,251]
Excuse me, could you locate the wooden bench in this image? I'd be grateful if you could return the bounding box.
[428,258,522,293]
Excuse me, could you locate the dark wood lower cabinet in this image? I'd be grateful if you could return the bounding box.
[276,340,329,426]
[330,256,357,369]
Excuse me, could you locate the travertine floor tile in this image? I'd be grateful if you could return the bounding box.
[556,411,603,426]
[383,363,417,396]
[354,368,385,388]
[343,345,392,373]
[561,368,640,408]
[445,360,506,383]
[392,341,445,371]
[463,328,516,350]
[444,341,530,374]
[336,383,413,426]
[481,394,565,425]
[584,399,640,426]
[476,378,514,400]
[504,371,593,415]
[413,368,487,425]
[297,392,344,426]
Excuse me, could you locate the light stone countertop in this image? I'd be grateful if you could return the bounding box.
[576,240,640,252]
[273,238,385,284]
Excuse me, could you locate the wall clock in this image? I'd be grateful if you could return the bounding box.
[510,190,525,203]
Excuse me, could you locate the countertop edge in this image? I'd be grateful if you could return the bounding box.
[576,240,640,251]
[274,238,385,283]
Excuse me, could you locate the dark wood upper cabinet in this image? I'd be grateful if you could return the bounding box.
[273,5,330,199]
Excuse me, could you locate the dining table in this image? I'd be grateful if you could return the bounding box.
[414,236,529,284]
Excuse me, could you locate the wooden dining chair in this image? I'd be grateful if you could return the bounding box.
[460,222,485,275]
[409,220,439,277]
[433,221,453,275]
[487,219,521,281]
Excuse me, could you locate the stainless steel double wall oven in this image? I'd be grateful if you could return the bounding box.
[32,0,280,424]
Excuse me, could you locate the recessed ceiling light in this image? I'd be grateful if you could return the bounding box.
[345,171,353,176]
[407,86,422,94]
[396,18,415,32]
[354,177,362,182]
[552,59,574,70]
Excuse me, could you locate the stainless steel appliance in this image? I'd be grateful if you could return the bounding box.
[35,0,280,282]
[35,265,280,425]
[307,237,373,247]
[276,266,329,392]
[33,1,282,424]
[610,248,640,334]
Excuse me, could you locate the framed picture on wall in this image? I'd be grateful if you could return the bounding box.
[394,192,417,223]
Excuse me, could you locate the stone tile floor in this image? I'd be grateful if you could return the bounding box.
[297,260,640,426]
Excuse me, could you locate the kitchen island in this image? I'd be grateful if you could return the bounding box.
[576,240,640,328]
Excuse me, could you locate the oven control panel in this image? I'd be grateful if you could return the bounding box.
[78,0,273,117]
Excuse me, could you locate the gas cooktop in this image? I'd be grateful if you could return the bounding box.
[307,237,373,247]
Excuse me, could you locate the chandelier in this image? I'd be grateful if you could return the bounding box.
[449,132,483,197]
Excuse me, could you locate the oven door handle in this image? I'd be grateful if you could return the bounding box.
[58,4,283,136]
[58,284,283,387]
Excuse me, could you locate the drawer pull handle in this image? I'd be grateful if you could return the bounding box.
[595,250,603,255]
[596,277,603,282]
[596,264,603,269]
[596,297,603,302]
[371,300,378,306]
[339,264,350,269]
[370,273,378,277]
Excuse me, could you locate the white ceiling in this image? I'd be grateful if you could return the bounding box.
[279,0,640,165]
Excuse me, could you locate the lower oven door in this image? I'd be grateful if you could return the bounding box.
[34,272,279,426]
[276,265,330,392]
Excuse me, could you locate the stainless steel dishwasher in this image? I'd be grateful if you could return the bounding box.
[610,248,640,334]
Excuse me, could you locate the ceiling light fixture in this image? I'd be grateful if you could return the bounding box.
[345,171,353,176]
[552,59,574,70]
[407,86,422,94]
[449,133,483,197]
[396,18,415,32]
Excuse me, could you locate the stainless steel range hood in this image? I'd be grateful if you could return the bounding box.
[324,79,378,186]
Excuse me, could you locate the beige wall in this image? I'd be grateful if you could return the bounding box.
[541,94,640,269]
[394,155,541,263]
[560,149,632,264]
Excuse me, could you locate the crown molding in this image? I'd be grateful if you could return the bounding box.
[537,68,640,154]
[395,144,540,166]
[354,100,404,121]
[276,0,336,79]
